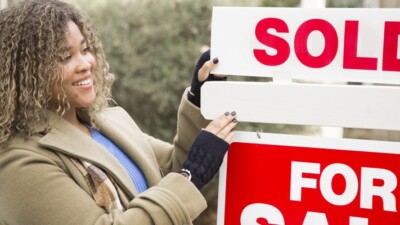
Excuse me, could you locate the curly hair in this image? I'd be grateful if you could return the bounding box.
[0,0,115,144]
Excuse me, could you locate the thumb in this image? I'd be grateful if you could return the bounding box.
[197,58,219,82]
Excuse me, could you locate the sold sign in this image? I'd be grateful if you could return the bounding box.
[209,7,400,225]
[211,7,400,84]
[217,132,400,225]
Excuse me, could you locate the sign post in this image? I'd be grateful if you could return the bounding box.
[204,7,400,225]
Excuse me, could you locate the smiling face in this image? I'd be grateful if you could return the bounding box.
[54,21,97,117]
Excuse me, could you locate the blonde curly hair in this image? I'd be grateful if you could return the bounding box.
[0,0,115,144]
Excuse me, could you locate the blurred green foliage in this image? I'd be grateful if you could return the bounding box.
[261,0,363,8]
[261,0,300,7]
[327,0,363,7]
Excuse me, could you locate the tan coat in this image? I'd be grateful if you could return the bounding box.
[0,91,210,225]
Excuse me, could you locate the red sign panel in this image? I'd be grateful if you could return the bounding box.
[223,142,400,225]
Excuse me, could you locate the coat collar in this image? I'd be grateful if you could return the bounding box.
[36,109,161,198]
[91,107,162,187]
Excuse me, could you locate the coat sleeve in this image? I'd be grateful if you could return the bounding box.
[146,88,210,174]
[0,147,206,225]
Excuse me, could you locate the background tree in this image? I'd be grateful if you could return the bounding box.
[261,0,300,6]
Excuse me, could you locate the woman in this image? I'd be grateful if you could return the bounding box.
[0,0,237,224]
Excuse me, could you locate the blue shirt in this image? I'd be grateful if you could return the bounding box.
[89,127,148,193]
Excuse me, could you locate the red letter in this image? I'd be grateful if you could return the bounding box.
[253,18,290,66]
[343,21,378,70]
[294,19,338,68]
[383,21,400,72]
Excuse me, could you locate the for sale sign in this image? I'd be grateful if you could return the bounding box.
[217,132,400,225]
[211,7,400,84]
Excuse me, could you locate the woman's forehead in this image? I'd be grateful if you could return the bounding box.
[62,21,85,50]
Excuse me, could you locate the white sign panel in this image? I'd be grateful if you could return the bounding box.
[211,7,400,84]
[201,81,400,131]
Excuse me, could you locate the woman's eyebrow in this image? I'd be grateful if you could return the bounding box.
[61,39,87,53]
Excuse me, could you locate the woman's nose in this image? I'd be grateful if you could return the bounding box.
[76,54,92,72]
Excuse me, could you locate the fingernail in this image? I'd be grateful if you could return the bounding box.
[224,112,229,116]
[232,119,238,123]
[230,111,236,116]
[212,57,219,64]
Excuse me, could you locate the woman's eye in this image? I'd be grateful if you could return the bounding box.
[82,44,91,54]
[62,55,72,62]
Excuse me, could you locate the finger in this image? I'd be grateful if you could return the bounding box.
[225,130,236,144]
[215,119,237,141]
[204,112,237,134]
[204,114,234,134]
[204,114,230,134]
[197,58,219,82]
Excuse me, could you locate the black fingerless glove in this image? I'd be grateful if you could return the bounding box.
[181,130,230,189]
[188,49,227,107]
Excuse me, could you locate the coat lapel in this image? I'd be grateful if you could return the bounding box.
[93,107,162,187]
[37,112,138,198]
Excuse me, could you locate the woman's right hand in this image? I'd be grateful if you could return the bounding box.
[203,111,237,144]
[181,112,237,189]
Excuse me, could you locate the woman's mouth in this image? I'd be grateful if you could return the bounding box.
[73,78,92,86]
